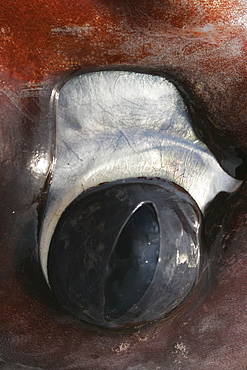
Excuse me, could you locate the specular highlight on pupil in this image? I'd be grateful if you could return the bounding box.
[104,203,160,321]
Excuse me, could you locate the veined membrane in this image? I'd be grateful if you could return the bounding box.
[39,70,241,287]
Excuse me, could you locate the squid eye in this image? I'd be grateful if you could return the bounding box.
[48,179,201,327]
[39,71,241,328]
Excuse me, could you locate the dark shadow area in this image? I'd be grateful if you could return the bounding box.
[12,216,61,311]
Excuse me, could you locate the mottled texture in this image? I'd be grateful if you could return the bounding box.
[0,0,247,369]
[47,179,201,328]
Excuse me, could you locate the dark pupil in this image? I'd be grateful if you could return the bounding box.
[104,203,160,321]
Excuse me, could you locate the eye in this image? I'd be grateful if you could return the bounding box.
[39,71,241,329]
[47,179,201,327]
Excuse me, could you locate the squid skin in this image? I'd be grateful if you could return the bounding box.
[0,0,247,369]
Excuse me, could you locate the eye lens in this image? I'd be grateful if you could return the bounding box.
[47,179,201,328]
[104,203,160,321]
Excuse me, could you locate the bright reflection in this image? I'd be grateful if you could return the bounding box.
[30,151,50,178]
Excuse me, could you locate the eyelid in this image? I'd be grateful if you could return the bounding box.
[39,70,241,283]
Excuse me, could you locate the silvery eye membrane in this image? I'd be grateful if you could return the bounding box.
[39,71,241,328]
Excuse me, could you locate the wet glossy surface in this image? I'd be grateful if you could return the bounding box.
[39,71,241,282]
[105,203,160,321]
[48,179,201,328]
[1,0,247,369]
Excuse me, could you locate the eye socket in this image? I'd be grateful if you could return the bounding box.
[39,70,241,328]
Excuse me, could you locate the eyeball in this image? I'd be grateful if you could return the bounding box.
[39,71,241,328]
[48,178,201,327]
